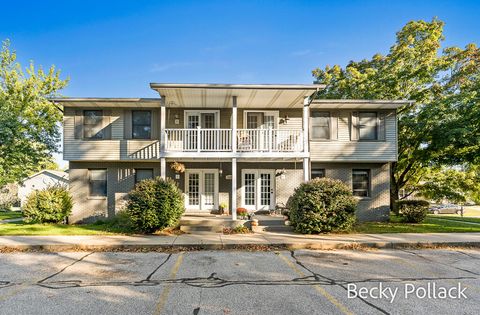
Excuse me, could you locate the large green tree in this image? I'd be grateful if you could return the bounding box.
[312,19,480,207]
[0,40,68,186]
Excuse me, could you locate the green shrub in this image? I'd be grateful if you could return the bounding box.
[396,200,429,223]
[287,178,358,234]
[23,186,73,223]
[126,177,184,233]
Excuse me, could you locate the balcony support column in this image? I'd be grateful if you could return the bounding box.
[160,96,166,179]
[303,96,310,182]
[232,96,237,153]
[231,157,237,220]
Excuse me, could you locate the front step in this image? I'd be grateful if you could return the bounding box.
[179,216,249,233]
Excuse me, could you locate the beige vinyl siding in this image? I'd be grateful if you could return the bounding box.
[64,107,161,161]
[310,110,397,162]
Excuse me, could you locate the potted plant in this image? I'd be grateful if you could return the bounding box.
[170,161,185,173]
[236,207,248,220]
[219,202,228,215]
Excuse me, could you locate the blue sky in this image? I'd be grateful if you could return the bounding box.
[1,0,479,167]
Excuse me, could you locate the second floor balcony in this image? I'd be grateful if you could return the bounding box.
[165,128,304,153]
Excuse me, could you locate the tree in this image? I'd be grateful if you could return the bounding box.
[0,40,68,186]
[417,166,480,204]
[312,18,480,208]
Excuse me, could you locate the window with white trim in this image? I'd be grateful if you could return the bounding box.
[352,169,370,197]
[311,111,330,140]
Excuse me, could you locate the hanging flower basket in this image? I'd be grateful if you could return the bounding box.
[171,161,185,173]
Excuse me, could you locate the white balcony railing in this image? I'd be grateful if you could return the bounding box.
[165,128,303,153]
[165,128,232,152]
[236,129,303,152]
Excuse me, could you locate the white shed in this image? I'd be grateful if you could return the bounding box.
[18,170,69,206]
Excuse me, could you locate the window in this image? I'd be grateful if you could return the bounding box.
[135,169,154,184]
[83,110,104,139]
[352,169,370,197]
[132,111,152,139]
[358,112,377,140]
[311,169,326,179]
[89,169,107,197]
[311,111,330,140]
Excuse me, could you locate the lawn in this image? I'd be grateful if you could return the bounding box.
[353,215,480,233]
[428,216,480,224]
[0,211,23,221]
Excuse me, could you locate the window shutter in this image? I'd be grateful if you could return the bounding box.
[103,109,112,139]
[74,110,83,139]
[350,112,359,140]
[378,112,386,141]
[124,110,132,139]
[330,111,338,140]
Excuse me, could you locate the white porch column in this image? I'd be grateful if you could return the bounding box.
[160,96,166,179]
[231,157,237,220]
[160,158,166,180]
[232,96,237,153]
[303,96,310,182]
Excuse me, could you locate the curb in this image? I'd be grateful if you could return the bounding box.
[1,241,479,252]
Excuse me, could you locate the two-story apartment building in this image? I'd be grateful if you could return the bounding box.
[56,83,408,223]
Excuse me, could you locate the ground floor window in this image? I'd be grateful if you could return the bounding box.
[311,168,326,179]
[135,169,154,184]
[352,169,370,197]
[89,169,107,197]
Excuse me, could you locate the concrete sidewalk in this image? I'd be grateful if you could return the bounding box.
[1,231,480,251]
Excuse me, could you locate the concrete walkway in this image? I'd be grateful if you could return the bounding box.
[1,231,480,251]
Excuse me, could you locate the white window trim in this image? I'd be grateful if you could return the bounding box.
[242,110,279,129]
[184,169,219,211]
[241,169,276,211]
[183,110,220,129]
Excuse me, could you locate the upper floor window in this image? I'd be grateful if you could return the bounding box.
[132,110,152,139]
[352,169,370,197]
[358,112,378,140]
[311,111,330,140]
[89,169,107,197]
[135,169,154,184]
[83,110,104,139]
[311,168,326,179]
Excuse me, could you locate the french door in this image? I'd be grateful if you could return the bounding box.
[185,170,219,211]
[245,111,278,151]
[185,111,219,151]
[242,169,275,211]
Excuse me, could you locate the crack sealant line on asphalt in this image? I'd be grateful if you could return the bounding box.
[287,251,391,315]
[277,252,355,315]
[153,253,184,315]
[38,252,94,284]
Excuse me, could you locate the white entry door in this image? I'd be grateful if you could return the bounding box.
[185,170,219,211]
[242,169,275,211]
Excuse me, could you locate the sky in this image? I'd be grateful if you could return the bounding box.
[1,0,479,168]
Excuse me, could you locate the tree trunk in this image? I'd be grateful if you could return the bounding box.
[390,162,400,215]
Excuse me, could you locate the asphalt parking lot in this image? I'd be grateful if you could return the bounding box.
[0,249,478,315]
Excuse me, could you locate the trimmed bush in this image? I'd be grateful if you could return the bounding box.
[126,177,184,233]
[396,200,429,223]
[287,178,358,234]
[23,186,73,223]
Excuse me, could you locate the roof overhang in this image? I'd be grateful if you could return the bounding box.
[149,83,324,108]
[51,98,161,108]
[310,99,413,109]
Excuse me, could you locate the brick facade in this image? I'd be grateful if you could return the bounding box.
[69,160,390,223]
